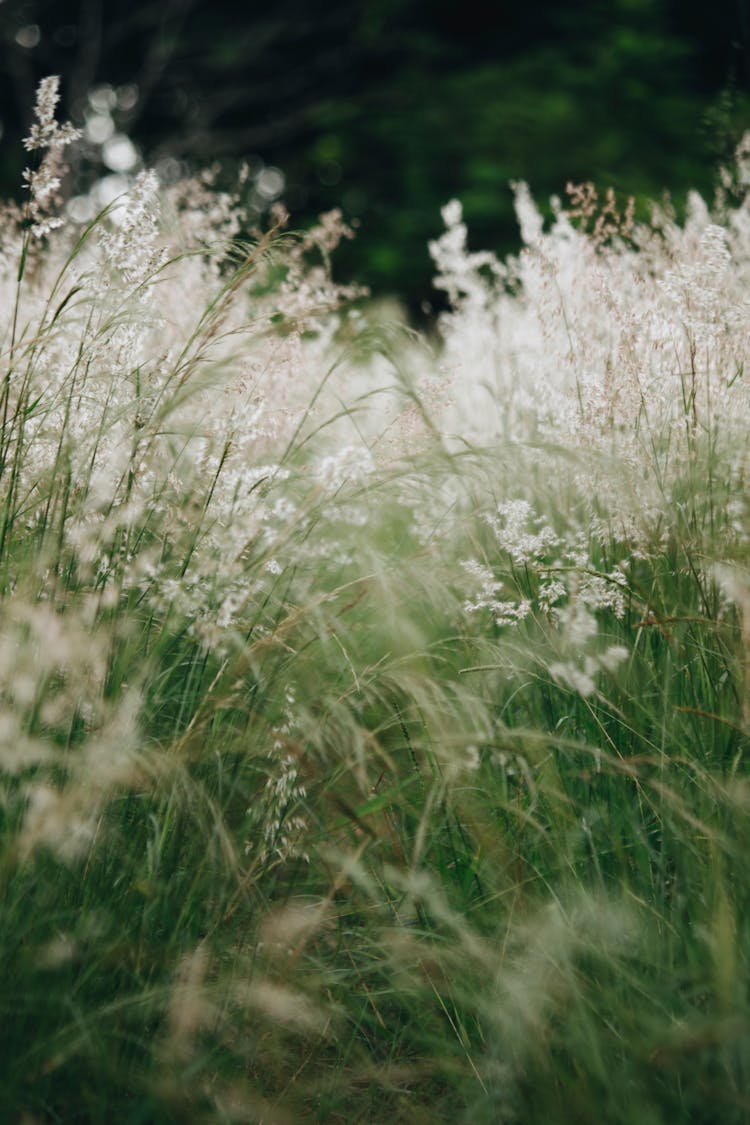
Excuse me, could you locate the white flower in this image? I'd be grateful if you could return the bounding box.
[441,199,463,228]
[21,76,81,239]
[314,444,374,492]
[23,76,80,152]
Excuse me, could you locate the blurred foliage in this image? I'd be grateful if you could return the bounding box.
[1,0,750,311]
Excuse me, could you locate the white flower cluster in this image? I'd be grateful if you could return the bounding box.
[2,78,391,655]
[247,688,309,868]
[462,500,630,642]
[429,158,750,538]
[99,170,166,285]
[483,500,560,568]
[22,75,81,238]
[22,76,81,154]
[314,443,375,493]
[461,559,532,628]
[549,600,630,698]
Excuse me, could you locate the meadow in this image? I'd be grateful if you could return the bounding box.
[1,77,750,1123]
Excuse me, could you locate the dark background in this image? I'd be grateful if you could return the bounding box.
[1,0,749,314]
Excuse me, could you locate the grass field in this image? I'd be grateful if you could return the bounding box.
[1,78,750,1123]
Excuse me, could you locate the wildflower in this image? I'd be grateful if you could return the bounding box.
[22,76,81,238]
[549,660,597,698]
[461,559,532,627]
[484,500,560,568]
[98,170,166,285]
[314,444,374,492]
[23,76,80,153]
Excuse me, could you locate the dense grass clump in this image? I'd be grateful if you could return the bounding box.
[1,77,750,1122]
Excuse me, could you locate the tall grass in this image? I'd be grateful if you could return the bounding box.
[1,78,749,1123]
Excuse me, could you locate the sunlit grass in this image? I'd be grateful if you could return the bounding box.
[0,78,749,1123]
